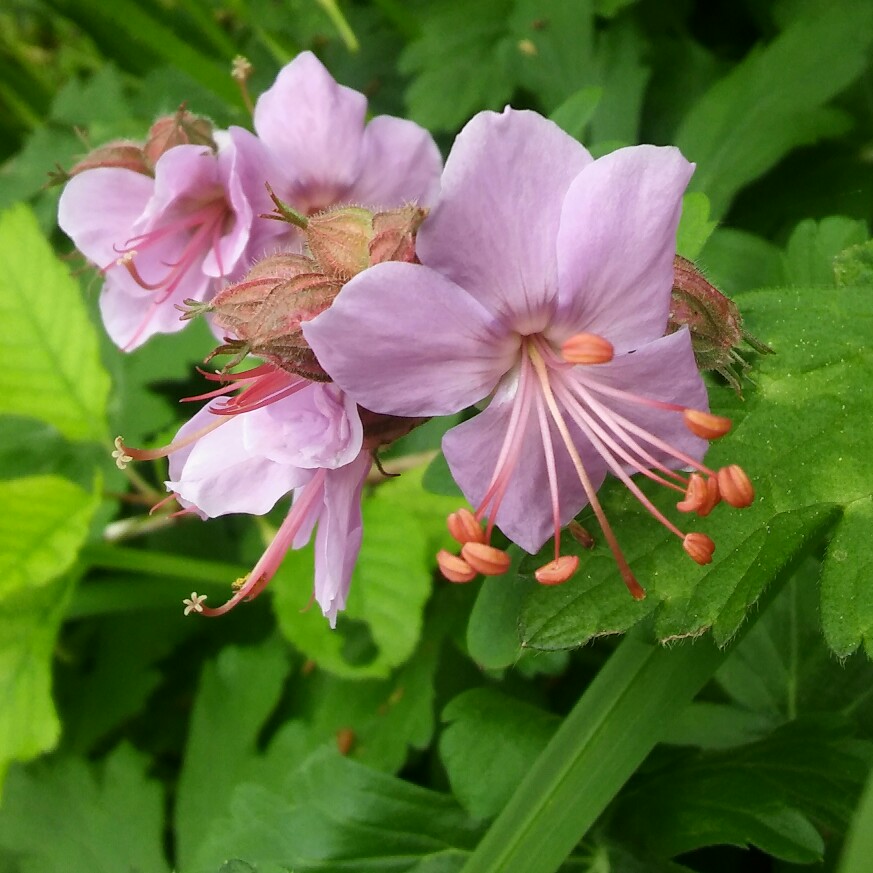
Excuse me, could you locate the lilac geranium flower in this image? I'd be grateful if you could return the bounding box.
[117,367,369,625]
[253,51,442,214]
[59,128,281,350]
[305,109,753,594]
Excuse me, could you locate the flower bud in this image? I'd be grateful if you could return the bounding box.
[668,255,772,394]
[306,206,374,280]
[67,141,151,179]
[144,107,216,168]
[368,205,428,266]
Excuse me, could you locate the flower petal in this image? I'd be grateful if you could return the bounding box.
[58,168,153,267]
[553,145,694,353]
[313,452,371,627]
[443,378,606,554]
[254,51,367,209]
[416,108,592,332]
[349,115,443,209]
[583,329,709,472]
[304,261,518,416]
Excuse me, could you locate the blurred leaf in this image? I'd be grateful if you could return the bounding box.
[400,0,513,131]
[699,227,785,296]
[834,239,873,288]
[192,749,481,873]
[273,467,458,678]
[676,0,873,218]
[0,744,169,873]
[782,216,868,286]
[519,280,871,652]
[676,192,717,261]
[840,758,873,873]
[618,718,870,862]
[548,86,602,141]
[440,688,559,819]
[0,204,110,442]
[0,476,99,786]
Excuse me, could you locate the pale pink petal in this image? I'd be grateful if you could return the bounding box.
[349,115,443,209]
[58,168,153,266]
[416,108,592,333]
[552,146,694,353]
[304,262,518,416]
[313,451,371,627]
[443,378,606,554]
[254,51,367,209]
[584,329,709,471]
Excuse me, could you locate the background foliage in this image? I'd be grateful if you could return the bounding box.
[1,1,873,871]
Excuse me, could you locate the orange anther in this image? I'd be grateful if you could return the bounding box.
[677,473,720,517]
[683,409,732,440]
[535,554,579,585]
[436,549,477,583]
[447,508,486,545]
[560,332,614,365]
[717,465,754,508]
[461,542,512,576]
[683,532,715,565]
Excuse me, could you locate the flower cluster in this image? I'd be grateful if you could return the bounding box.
[62,54,755,625]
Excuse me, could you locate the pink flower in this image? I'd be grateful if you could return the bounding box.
[59,129,281,350]
[118,366,369,625]
[253,52,442,214]
[305,109,753,594]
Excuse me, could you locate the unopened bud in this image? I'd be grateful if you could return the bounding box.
[683,532,715,565]
[369,205,428,266]
[669,255,773,394]
[436,549,477,583]
[447,508,486,545]
[717,465,754,508]
[683,409,732,440]
[561,332,614,365]
[67,141,151,179]
[144,107,216,167]
[306,206,374,279]
[535,554,579,585]
[461,542,511,576]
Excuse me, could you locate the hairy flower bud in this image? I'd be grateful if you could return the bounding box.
[144,106,216,168]
[66,140,151,179]
[210,253,341,380]
[369,205,428,266]
[668,255,772,394]
[306,206,374,279]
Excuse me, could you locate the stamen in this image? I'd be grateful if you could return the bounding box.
[437,549,477,583]
[717,465,754,508]
[683,409,732,440]
[535,554,579,585]
[568,520,595,548]
[183,592,207,615]
[447,509,486,545]
[683,532,715,565]
[561,332,614,365]
[117,414,228,463]
[460,542,512,576]
[676,473,721,517]
[112,436,133,469]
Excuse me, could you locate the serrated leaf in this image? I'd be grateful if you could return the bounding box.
[440,688,559,819]
[676,1,873,218]
[617,718,871,862]
[0,475,99,785]
[0,744,170,873]
[783,216,868,286]
[192,750,481,873]
[273,467,459,678]
[0,204,110,442]
[519,282,871,653]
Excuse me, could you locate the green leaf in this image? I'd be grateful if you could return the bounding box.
[0,204,110,443]
[517,280,870,654]
[0,744,170,873]
[192,750,481,873]
[618,718,870,861]
[676,192,717,261]
[440,688,559,819]
[548,86,602,141]
[273,467,459,678]
[676,0,873,218]
[699,228,785,297]
[782,216,869,286]
[0,476,99,786]
[840,758,873,873]
[834,239,873,288]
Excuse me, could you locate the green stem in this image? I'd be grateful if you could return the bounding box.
[315,0,360,52]
[459,630,728,873]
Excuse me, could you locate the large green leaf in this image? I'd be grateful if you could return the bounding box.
[518,280,870,653]
[0,204,110,442]
[676,0,873,218]
[0,476,99,785]
[0,744,170,873]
